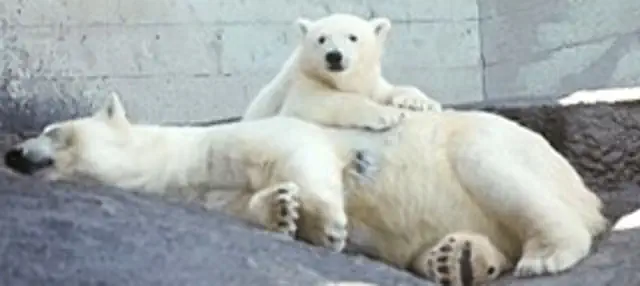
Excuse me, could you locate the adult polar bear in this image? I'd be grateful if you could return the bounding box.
[5,94,607,285]
[242,13,442,131]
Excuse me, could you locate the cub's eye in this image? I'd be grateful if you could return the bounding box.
[348,34,358,42]
[318,36,326,45]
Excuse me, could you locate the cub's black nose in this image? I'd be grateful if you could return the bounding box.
[4,147,51,175]
[325,50,343,65]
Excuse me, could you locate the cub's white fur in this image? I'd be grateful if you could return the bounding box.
[8,93,607,282]
[242,13,441,131]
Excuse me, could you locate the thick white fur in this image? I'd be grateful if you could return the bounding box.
[12,93,607,280]
[242,13,442,131]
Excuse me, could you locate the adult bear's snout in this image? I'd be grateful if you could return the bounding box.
[4,146,54,175]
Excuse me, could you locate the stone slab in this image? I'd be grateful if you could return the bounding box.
[1,0,479,26]
[478,0,640,99]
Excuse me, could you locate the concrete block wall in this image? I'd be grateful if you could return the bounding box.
[1,0,639,123]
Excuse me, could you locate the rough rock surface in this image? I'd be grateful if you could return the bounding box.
[0,172,427,286]
[1,94,640,286]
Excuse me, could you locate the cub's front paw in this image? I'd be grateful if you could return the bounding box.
[359,111,406,132]
[388,86,442,112]
[266,182,301,237]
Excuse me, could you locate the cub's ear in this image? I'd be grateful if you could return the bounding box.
[370,17,392,39]
[95,91,128,123]
[295,17,313,36]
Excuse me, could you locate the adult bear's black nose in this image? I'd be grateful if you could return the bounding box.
[4,147,51,175]
[5,147,30,174]
[325,50,343,65]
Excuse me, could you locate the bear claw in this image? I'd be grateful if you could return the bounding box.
[359,111,406,133]
[269,182,301,237]
[388,86,443,112]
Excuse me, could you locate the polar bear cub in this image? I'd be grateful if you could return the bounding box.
[243,13,442,131]
[6,93,607,285]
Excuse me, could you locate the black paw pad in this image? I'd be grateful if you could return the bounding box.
[436,265,449,274]
[439,244,453,253]
[459,240,474,286]
[277,221,289,228]
[377,126,392,132]
[362,125,376,132]
[439,278,451,286]
[362,125,391,133]
[487,266,496,275]
[279,206,288,217]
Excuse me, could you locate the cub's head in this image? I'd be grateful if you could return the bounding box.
[4,92,134,182]
[295,13,391,81]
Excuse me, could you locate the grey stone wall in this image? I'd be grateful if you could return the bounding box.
[479,0,640,102]
[1,0,639,123]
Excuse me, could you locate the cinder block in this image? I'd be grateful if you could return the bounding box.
[12,24,221,77]
[368,0,479,21]
[188,0,370,24]
[189,0,479,23]
[384,21,480,69]
[1,0,116,26]
[105,74,266,123]
[384,67,484,104]
[110,0,197,25]
[218,24,298,76]
[221,20,481,76]
[3,0,479,27]
[3,0,205,26]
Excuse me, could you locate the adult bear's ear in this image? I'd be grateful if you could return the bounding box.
[95,91,128,124]
[370,17,391,40]
[295,18,313,36]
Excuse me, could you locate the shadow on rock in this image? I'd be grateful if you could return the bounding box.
[0,172,428,286]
